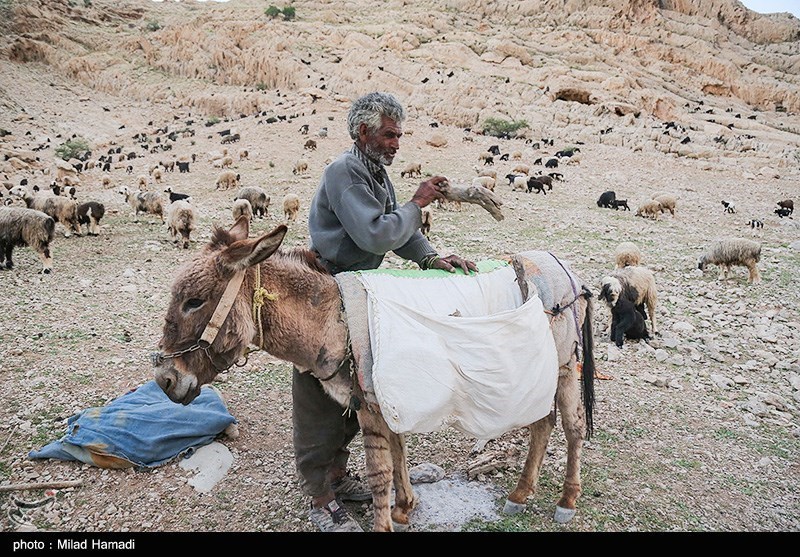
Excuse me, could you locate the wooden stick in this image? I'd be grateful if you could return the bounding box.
[440,182,505,221]
[0,480,84,493]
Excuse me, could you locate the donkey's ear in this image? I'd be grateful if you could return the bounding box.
[228,215,250,242]
[222,225,288,272]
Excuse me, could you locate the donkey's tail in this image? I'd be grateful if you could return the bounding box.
[580,288,596,439]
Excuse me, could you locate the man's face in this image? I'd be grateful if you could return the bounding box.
[360,116,402,166]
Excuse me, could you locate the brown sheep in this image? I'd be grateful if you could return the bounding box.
[400,162,422,178]
[215,171,240,191]
[118,186,165,223]
[293,159,309,176]
[232,198,253,223]
[0,206,55,273]
[614,241,642,269]
[167,200,196,249]
[635,200,662,221]
[283,193,300,223]
[653,194,677,217]
[10,186,81,237]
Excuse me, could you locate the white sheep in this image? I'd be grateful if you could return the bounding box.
[232,198,253,223]
[473,166,497,179]
[283,193,300,223]
[293,159,309,176]
[234,186,270,218]
[653,194,677,217]
[615,241,642,269]
[697,238,761,284]
[167,199,196,249]
[600,265,658,335]
[471,176,496,191]
[0,206,55,273]
[511,163,530,175]
[401,162,422,178]
[10,186,81,237]
[118,186,165,223]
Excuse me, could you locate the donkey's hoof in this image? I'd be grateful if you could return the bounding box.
[554,505,576,524]
[503,499,526,515]
[391,520,411,532]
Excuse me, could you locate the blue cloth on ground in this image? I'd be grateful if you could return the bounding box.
[29,380,237,469]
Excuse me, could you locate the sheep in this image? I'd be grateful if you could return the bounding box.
[635,200,662,220]
[597,190,616,208]
[506,174,526,192]
[282,193,300,223]
[401,162,422,178]
[166,199,196,249]
[293,159,309,176]
[599,266,658,336]
[511,163,530,175]
[471,176,496,192]
[232,198,253,223]
[478,152,493,165]
[420,207,432,238]
[776,199,793,214]
[77,201,105,236]
[136,175,149,190]
[164,186,192,204]
[220,133,240,144]
[612,199,630,211]
[118,186,165,223]
[215,171,240,191]
[511,150,523,160]
[653,194,677,217]
[614,241,642,269]
[304,139,317,151]
[101,176,112,188]
[721,200,736,214]
[220,156,234,169]
[697,238,761,284]
[238,149,249,161]
[473,166,497,180]
[10,186,82,237]
[234,186,270,218]
[0,206,55,273]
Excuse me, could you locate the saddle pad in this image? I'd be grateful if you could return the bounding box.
[351,263,558,439]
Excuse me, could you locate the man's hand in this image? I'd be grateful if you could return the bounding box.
[410,176,448,208]
[430,254,479,275]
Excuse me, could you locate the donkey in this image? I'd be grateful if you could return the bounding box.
[153,217,597,531]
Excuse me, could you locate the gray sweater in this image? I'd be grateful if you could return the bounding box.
[308,146,436,274]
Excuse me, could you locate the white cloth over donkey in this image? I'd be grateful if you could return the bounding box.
[337,261,558,439]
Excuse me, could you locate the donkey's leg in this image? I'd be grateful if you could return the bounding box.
[554,359,585,523]
[504,410,555,514]
[388,432,416,528]
[357,408,396,531]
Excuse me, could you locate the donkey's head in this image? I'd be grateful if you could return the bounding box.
[154,216,287,404]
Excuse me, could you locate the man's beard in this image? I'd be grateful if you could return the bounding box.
[365,143,393,166]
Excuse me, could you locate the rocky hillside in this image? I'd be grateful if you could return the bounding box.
[1,0,799,155]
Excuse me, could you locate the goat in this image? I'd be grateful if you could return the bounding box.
[164,186,192,204]
[526,177,548,195]
[545,158,559,168]
[167,199,196,249]
[599,266,658,335]
[775,207,792,218]
[77,201,105,236]
[697,238,761,284]
[0,206,55,273]
[776,199,793,214]
[721,201,736,214]
[597,191,616,209]
[612,199,630,211]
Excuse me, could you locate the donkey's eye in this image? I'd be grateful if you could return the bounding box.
[183,298,204,312]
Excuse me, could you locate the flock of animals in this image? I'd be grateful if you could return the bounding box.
[0,107,793,364]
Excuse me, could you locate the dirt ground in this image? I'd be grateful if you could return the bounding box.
[1,26,799,534]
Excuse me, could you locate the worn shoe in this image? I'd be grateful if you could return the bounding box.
[331,472,372,502]
[308,500,364,532]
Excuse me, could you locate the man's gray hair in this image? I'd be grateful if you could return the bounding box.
[347,92,406,140]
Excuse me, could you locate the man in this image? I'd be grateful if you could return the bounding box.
[299,92,477,532]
